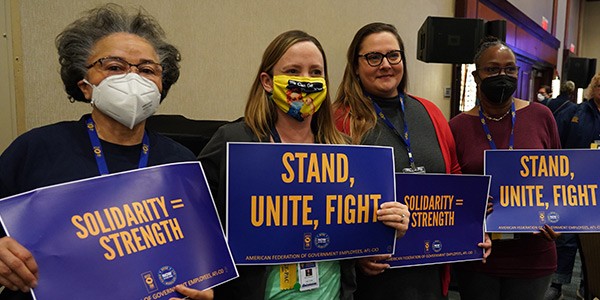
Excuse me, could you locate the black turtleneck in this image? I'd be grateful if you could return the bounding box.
[363,94,445,173]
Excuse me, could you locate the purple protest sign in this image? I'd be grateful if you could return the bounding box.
[0,162,237,299]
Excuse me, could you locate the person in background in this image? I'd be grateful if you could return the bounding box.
[541,83,580,300]
[0,4,211,300]
[563,73,600,149]
[544,83,581,300]
[544,80,577,147]
[545,74,600,300]
[198,29,409,300]
[449,36,559,300]
[538,85,552,104]
[333,22,490,300]
[544,230,584,300]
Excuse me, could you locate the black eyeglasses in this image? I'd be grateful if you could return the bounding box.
[358,50,403,67]
[86,56,163,79]
[477,65,520,76]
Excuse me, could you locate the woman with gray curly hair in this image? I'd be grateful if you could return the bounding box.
[0,4,206,300]
[56,3,181,103]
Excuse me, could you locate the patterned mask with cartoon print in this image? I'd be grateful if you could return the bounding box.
[270,75,327,121]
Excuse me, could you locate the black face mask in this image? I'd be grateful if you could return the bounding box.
[480,75,518,104]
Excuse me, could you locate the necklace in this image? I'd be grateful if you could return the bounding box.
[478,101,516,150]
[481,107,511,121]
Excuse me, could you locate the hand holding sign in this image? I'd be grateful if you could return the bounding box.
[357,254,392,275]
[0,237,38,293]
[168,284,213,300]
[479,234,492,263]
[376,202,410,238]
[534,224,560,241]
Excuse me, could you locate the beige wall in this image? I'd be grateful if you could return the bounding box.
[581,1,600,64]
[0,1,17,152]
[554,0,568,76]
[509,0,554,32]
[13,0,454,135]
[565,0,581,53]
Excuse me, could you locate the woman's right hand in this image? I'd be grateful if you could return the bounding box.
[357,254,392,276]
[168,284,213,300]
[376,202,410,238]
[0,237,38,292]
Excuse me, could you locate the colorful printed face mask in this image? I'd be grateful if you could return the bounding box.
[270,75,327,121]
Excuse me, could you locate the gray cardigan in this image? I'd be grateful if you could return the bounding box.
[198,119,356,300]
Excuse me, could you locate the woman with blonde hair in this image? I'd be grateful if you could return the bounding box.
[198,29,409,300]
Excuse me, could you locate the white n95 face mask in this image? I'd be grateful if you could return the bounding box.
[84,73,161,129]
[537,93,546,102]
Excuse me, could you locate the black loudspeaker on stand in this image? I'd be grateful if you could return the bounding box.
[417,16,506,64]
[565,57,597,89]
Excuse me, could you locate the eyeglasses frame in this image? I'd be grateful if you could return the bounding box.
[86,56,163,77]
[476,65,520,77]
[358,50,403,67]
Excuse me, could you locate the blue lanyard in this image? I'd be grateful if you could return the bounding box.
[478,101,516,150]
[85,117,150,175]
[371,93,418,170]
[270,126,282,143]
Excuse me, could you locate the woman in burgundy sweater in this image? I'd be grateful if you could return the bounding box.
[449,37,560,300]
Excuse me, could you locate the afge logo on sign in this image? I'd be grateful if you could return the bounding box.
[314,232,330,249]
[158,266,177,286]
[303,233,312,250]
[432,240,442,253]
[548,212,560,223]
[141,271,158,293]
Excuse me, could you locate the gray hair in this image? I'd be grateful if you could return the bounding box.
[55,3,180,102]
[561,81,576,94]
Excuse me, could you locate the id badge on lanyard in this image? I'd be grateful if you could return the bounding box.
[278,263,320,292]
[402,166,426,173]
[298,262,319,291]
